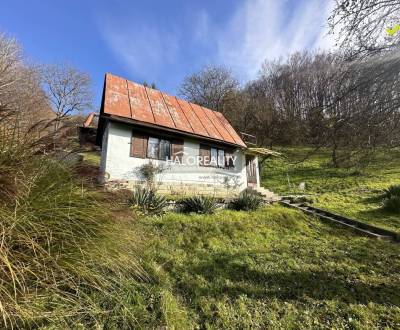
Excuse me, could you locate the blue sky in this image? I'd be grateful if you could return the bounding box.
[0,0,334,110]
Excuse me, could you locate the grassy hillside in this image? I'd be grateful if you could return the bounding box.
[262,148,400,233]
[2,148,399,328]
[138,206,400,329]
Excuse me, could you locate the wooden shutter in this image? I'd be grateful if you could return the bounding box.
[171,139,184,162]
[130,132,148,158]
[199,144,211,166]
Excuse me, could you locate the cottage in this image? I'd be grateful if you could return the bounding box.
[96,73,260,197]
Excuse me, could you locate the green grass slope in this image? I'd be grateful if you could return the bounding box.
[262,148,400,233]
[139,207,400,329]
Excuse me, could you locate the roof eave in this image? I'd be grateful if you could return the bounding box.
[104,114,247,149]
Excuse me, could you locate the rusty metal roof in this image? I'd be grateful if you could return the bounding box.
[102,73,246,148]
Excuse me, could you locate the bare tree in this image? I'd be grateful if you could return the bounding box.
[329,0,400,58]
[42,64,93,129]
[0,33,24,121]
[179,65,238,111]
[0,33,57,156]
[228,49,400,168]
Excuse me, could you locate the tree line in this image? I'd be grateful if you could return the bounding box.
[0,33,93,154]
[179,1,400,168]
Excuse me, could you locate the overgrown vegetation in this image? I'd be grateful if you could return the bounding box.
[0,151,149,328]
[138,162,165,189]
[128,186,167,215]
[1,2,400,327]
[228,190,264,211]
[263,147,400,232]
[178,195,217,214]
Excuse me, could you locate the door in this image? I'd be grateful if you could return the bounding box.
[246,156,257,186]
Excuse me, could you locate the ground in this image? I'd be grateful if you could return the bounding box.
[262,147,400,233]
[15,148,397,329]
[137,206,400,329]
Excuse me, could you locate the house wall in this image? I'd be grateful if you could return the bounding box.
[101,121,258,196]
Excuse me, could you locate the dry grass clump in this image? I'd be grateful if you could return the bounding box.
[0,151,147,328]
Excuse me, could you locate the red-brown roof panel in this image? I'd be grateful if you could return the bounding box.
[145,87,175,129]
[161,93,193,132]
[103,73,246,147]
[104,74,131,118]
[126,81,155,124]
[189,103,223,140]
[213,111,246,147]
[201,107,237,144]
[176,99,209,137]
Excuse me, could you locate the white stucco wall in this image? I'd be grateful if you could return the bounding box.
[101,121,258,192]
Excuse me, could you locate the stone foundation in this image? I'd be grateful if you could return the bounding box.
[105,180,241,198]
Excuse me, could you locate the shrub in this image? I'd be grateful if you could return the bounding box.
[382,196,400,213]
[138,162,164,189]
[383,185,400,199]
[228,191,264,211]
[129,187,167,215]
[178,195,217,214]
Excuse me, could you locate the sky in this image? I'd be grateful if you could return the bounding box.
[0,0,335,110]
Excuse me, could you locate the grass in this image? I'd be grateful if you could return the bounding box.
[138,207,400,329]
[262,147,400,233]
[0,152,148,328]
[2,143,400,328]
[80,150,101,166]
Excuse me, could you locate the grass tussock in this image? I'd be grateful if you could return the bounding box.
[0,153,147,328]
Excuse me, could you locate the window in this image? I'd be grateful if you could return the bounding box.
[159,139,171,160]
[225,151,234,168]
[210,148,218,167]
[130,132,180,161]
[147,137,159,159]
[217,149,225,168]
[200,145,234,169]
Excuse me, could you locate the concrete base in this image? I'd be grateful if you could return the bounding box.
[105,179,241,198]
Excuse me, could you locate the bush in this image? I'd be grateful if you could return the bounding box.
[382,196,400,213]
[178,195,217,214]
[129,187,167,215]
[383,185,400,199]
[228,191,264,211]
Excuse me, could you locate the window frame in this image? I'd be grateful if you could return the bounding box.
[147,136,160,160]
[130,132,174,161]
[199,144,234,169]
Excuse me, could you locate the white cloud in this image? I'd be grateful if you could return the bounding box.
[97,0,335,87]
[216,0,335,81]
[99,19,179,81]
